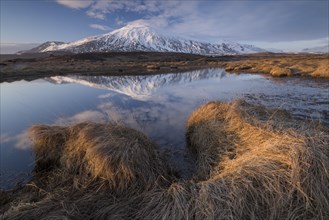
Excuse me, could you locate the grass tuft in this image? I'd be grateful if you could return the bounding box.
[187,100,329,219]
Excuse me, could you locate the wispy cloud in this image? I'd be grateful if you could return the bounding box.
[1,132,32,150]
[86,10,106,20]
[55,0,328,47]
[55,110,107,126]
[0,133,16,144]
[115,17,126,26]
[56,0,93,9]
[90,24,111,31]
[85,0,160,20]
[15,131,32,150]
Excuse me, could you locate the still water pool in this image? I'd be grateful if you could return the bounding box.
[1,68,328,188]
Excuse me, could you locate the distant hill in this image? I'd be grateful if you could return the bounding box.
[302,45,329,53]
[19,41,65,54]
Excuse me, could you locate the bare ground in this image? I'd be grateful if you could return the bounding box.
[1,52,328,82]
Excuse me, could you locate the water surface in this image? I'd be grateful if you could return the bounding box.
[1,68,328,188]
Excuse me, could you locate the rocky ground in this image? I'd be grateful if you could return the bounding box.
[1,52,328,82]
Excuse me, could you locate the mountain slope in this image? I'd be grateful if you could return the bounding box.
[302,45,329,53]
[24,41,65,53]
[27,23,268,55]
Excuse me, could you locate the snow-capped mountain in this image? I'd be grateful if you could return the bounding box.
[47,68,226,99]
[302,45,329,53]
[24,41,65,53]
[215,40,268,54]
[27,23,268,55]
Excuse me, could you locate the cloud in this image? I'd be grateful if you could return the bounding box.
[86,10,106,19]
[163,1,329,42]
[56,0,94,9]
[0,133,16,144]
[83,0,164,20]
[115,17,126,26]
[55,110,107,126]
[55,0,328,45]
[2,111,106,150]
[98,93,113,99]
[15,131,32,150]
[90,24,111,31]
[0,132,32,150]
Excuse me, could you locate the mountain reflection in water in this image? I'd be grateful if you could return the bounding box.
[48,68,227,100]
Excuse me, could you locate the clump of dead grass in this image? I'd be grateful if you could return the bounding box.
[311,59,329,77]
[29,125,68,172]
[269,66,292,77]
[135,181,196,220]
[1,122,168,219]
[2,101,329,219]
[187,100,329,219]
[30,122,167,192]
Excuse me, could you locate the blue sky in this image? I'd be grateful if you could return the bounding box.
[1,0,328,53]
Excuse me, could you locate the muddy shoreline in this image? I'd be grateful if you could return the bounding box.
[1,52,328,82]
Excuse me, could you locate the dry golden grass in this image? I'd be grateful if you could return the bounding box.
[187,100,329,219]
[2,101,329,219]
[2,123,169,219]
[135,182,196,220]
[222,54,329,78]
[269,66,292,77]
[30,122,166,192]
[312,59,329,77]
[186,102,236,180]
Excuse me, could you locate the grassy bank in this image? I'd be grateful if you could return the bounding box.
[186,100,329,219]
[1,101,329,219]
[220,53,329,77]
[1,52,328,82]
